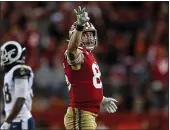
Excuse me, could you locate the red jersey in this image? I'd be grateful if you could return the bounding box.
[63,47,103,114]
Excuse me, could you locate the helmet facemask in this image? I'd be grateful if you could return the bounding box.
[0,49,8,66]
[68,22,98,51]
[80,31,98,51]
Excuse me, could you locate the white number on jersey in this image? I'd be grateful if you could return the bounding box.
[64,63,102,91]
[92,63,102,88]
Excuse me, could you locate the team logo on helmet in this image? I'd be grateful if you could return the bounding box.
[0,41,24,66]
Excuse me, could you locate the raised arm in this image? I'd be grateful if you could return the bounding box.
[67,6,90,62]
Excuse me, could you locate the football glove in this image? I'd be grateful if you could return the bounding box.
[1,122,10,130]
[74,6,90,26]
[101,97,118,113]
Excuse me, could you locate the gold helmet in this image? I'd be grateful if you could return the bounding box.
[69,21,98,51]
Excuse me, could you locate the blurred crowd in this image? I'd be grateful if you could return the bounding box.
[0,1,169,129]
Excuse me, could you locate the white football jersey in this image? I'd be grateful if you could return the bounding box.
[3,64,34,122]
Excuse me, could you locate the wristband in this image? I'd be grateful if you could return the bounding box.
[76,25,84,31]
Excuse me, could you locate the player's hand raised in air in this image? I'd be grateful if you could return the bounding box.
[74,6,90,26]
[101,97,118,113]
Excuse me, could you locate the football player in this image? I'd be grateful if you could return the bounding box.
[0,41,35,130]
[63,6,118,129]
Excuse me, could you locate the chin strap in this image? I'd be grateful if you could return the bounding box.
[85,46,95,51]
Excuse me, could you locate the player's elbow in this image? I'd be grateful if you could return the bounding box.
[16,98,25,107]
[66,51,76,61]
[17,97,25,101]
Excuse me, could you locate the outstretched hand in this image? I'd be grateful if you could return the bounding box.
[74,6,90,26]
[101,97,118,113]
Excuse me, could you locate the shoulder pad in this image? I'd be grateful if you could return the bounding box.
[13,67,31,79]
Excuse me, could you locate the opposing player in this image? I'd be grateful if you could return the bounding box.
[0,41,35,130]
[63,6,118,129]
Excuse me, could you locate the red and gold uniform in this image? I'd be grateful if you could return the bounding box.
[63,47,103,129]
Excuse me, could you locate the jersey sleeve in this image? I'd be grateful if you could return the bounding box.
[14,78,29,98]
[65,48,84,66]
[13,67,31,80]
[12,67,31,98]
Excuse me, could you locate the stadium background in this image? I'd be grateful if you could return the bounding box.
[0,1,169,130]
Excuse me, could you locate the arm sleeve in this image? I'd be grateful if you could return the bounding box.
[14,78,29,98]
[65,49,84,65]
